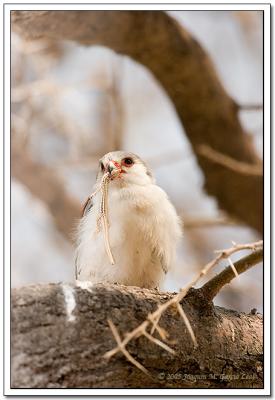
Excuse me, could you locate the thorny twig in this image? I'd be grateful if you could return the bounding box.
[104,240,263,374]
[201,243,263,301]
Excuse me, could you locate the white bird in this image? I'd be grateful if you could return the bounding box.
[75,151,182,289]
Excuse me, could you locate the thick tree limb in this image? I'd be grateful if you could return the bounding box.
[11,11,263,232]
[11,283,263,389]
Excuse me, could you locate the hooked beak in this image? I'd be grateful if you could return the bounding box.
[107,160,121,178]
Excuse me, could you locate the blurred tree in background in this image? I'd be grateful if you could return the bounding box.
[11,10,263,312]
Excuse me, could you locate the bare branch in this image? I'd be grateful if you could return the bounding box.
[201,244,263,301]
[106,319,150,376]
[228,257,239,278]
[237,103,263,111]
[183,215,242,229]
[176,303,198,347]
[11,145,80,242]
[198,144,263,176]
[104,240,262,371]
[142,329,175,354]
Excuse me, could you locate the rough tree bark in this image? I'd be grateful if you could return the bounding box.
[11,11,263,233]
[11,283,263,389]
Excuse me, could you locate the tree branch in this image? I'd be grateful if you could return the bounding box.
[11,282,263,388]
[104,240,263,373]
[237,103,263,111]
[183,214,241,229]
[11,145,80,242]
[198,144,263,176]
[201,245,263,302]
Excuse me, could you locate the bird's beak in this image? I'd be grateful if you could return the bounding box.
[107,160,121,178]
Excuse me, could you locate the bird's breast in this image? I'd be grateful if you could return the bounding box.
[107,187,154,243]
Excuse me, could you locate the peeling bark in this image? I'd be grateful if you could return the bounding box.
[11,283,263,388]
[11,11,263,233]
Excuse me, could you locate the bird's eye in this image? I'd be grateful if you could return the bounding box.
[100,162,105,171]
[122,157,134,166]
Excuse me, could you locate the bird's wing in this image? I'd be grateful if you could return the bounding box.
[74,251,80,280]
[151,247,168,274]
[81,196,94,217]
[75,196,94,279]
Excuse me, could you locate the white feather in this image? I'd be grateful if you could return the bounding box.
[75,152,182,289]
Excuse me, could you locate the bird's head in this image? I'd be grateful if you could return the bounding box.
[97,151,154,186]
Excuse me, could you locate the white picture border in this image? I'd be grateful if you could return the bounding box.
[2,1,271,396]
